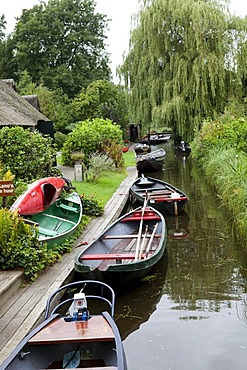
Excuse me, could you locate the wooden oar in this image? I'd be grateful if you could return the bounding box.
[135,195,149,261]
[138,224,148,260]
[145,223,159,257]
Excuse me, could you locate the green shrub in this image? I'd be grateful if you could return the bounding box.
[54,131,67,150]
[102,140,124,168]
[61,118,123,166]
[0,126,56,181]
[0,209,54,281]
[85,152,114,183]
[86,154,114,182]
[80,194,104,216]
[191,115,247,162]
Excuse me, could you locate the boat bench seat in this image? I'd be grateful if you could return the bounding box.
[48,367,117,370]
[58,203,79,213]
[80,253,147,260]
[39,227,58,236]
[102,234,161,239]
[121,215,161,222]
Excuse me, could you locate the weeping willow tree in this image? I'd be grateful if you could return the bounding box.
[120,0,246,141]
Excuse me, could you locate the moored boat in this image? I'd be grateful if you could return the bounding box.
[133,142,151,155]
[130,175,189,215]
[136,148,166,173]
[174,140,191,156]
[74,205,167,288]
[28,191,83,247]
[10,177,66,215]
[0,280,127,370]
[140,132,171,145]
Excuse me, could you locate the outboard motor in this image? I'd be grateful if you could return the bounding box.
[67,292,89,321]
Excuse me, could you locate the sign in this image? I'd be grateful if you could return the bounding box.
[0,180,15,197]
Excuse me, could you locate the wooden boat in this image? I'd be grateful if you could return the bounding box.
[10,177,66,216]
[130,175,189,215]
[74,205,167,287]
[133,142,151,154]
[1,280,127,370]
[135,148,166,173]
[140,132,171,145]
[174,140,191,156]
[28,192,83,247]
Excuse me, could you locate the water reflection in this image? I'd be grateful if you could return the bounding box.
[120,141,247,369]
[115,252,168,340]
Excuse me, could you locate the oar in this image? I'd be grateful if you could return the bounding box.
[138,224,148,260]
[145,223,159,257]
[135,195,149,261]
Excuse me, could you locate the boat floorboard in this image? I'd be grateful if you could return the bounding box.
[0,166,137,364]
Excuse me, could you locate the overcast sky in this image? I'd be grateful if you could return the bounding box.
[1,0,247,80]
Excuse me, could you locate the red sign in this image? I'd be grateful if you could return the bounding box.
[0,181,15,197]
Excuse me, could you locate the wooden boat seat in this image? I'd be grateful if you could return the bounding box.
[135,187,165,192]
[121,215,161,222]
[39,227,58,236]
[58,203,79,213]
[28,316,115,344]
[48,367,117,370]
[42,213,75,224]
[80,253,148,261]
[102,234,161,239]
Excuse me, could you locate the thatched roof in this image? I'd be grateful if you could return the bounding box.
[0,80,49,127]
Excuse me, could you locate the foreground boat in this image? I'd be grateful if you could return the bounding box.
[136,148,166,173]
[130,175,189,215]
[10,177,66,215]
[74,205,167,287]
[28,192,83,247]
[1,280,127,370]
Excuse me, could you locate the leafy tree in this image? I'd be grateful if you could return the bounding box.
[11,0,111,97]
[0,18,17,80]
[0,126,56,181]
[17,70,36,94]
[120,0,246,141]
[0,15,6,40]
[62,118,123,165]
[17,71,73,133]
[71,79,129,130]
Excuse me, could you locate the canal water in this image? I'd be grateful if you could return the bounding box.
[115,141,247,370]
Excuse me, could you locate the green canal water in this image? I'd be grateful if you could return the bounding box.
[115,141,247,370]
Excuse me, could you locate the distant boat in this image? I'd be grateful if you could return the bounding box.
[1,280,127,370]
[130,175,189,215]
[74,205,167,287]
[174,140,191,156]
[136,148,166,173]
[29,192,83,247]
[140,132,171,145]
[133,142,151,154]
[10,177,66,215]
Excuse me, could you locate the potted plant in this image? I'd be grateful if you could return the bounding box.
[71,152,84,164]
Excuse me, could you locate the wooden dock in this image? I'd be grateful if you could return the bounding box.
[0,166,137,364]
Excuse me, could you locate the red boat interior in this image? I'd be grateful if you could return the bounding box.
[41,183,57,207]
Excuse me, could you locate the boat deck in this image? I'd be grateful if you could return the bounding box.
[0,167,137,365]
[29,316,115,344]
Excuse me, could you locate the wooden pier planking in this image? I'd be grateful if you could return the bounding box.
[0,166,137,364]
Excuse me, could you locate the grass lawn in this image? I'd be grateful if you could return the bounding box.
[62,149,136,206]
[72,171,127,206]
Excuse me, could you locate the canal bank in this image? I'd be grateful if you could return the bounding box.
[0,166,137,364]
